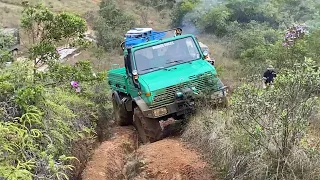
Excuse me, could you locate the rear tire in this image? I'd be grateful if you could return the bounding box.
[112,95,132,126]
[133,107,163,144]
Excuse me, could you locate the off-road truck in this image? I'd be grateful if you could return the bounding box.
[108,28,228,144]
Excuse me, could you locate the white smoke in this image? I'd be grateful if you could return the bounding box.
[180,0,225,35]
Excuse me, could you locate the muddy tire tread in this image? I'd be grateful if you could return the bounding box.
[112,96,132,126]
[133,107,163,144]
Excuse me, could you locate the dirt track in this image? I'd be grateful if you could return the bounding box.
[82,126,213,180]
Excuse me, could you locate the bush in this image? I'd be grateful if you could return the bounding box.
[0,59,111,179]
[197,5,232,37]
[95,0,135,51]
[0,30,14,64]
[171,0,199,27]
[183,58,320,179]
[170,0,320,63]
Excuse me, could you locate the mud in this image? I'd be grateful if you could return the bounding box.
[134,138,213,180]
[81,126,137,180]
[82,125,213,180]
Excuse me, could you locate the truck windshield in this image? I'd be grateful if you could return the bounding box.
[134,37,201,74]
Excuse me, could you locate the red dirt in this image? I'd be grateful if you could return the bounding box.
[134,138,213,180]
[82,126,213,180]
[81,126,137,180]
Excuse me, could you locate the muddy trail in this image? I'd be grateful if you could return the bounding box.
[82,125,213,180]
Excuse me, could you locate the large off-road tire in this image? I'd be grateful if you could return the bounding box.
[112,96,132,126]
[133,107,163,144]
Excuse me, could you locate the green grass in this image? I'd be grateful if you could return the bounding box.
[197,35,241,90]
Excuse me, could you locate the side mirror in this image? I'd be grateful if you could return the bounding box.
[120,41,125,50]
[203,50,210,61]
[132,70,141,89]
[132,70,138,79]
[203,50,209,57]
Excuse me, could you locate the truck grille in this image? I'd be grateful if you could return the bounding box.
[150,72,219,108]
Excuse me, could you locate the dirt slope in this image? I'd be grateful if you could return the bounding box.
[82,126,213,180]
[82,126,137,180]
[135,138,213,180]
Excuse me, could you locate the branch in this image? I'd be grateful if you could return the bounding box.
[236,119,278,158]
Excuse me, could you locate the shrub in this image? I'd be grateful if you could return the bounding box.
[0,58,110,179]
[183,58,320,179]
[95,0,135,51]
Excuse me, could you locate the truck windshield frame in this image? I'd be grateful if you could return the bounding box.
[133,37,201,75]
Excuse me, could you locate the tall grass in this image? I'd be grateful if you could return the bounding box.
[182,107,320,179]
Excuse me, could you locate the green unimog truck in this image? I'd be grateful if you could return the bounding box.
[107,28,228,144]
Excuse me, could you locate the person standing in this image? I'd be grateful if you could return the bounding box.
[262,65,277,89]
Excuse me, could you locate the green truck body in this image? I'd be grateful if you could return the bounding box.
[107,33,227,143]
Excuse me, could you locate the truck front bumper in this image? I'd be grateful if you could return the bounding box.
[141,86,228,119]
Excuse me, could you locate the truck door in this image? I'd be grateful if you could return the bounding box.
[124,54,139,97]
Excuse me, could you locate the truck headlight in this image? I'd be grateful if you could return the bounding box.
[153,107,168,117]
[176,92,183,98]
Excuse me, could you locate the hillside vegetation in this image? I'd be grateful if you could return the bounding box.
[1,0,320,180]
[173,0,320,179]
[0,1,173,179]
[0,0,99,27]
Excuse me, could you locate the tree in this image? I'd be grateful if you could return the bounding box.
[21,3,87,82]
[95,0,135,50]
[0,30,14,64]
[198,5,232,37]
[171,0,199,27]
[0,4,109,180]
[229,58,320,179]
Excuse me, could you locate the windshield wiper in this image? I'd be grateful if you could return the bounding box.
[141,66,166,72]
[166,59,185,64]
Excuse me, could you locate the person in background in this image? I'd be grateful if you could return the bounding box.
[262,65,277,89]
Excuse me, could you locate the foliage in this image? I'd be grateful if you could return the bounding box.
[0,30,14,50]
[171,0,199,27]
[197,4,232,37]
[239,25,319,78]
[183,58,320,179]
[305,29,320,61]
[0,3,111,180]
[0,30,14,64]
[21,3,87,80]
[171,0,320,59]
[137,0,175,11]
[40,60,105,87]
[94,0,135,51]
[0,58,109,179]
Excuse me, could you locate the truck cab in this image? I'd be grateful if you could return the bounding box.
[108,30,228,144]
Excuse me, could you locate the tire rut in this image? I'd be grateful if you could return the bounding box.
[82,125,213,180]
[81,126,137,180]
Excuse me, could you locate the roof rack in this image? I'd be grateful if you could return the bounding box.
[120,27,182,50]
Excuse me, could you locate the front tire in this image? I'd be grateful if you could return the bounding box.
[112,95,132,126]
[133,107,163,144]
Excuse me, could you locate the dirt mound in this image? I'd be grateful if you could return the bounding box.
[135,138,213,180]
[82,125,213,180]
[81,126,137,180]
